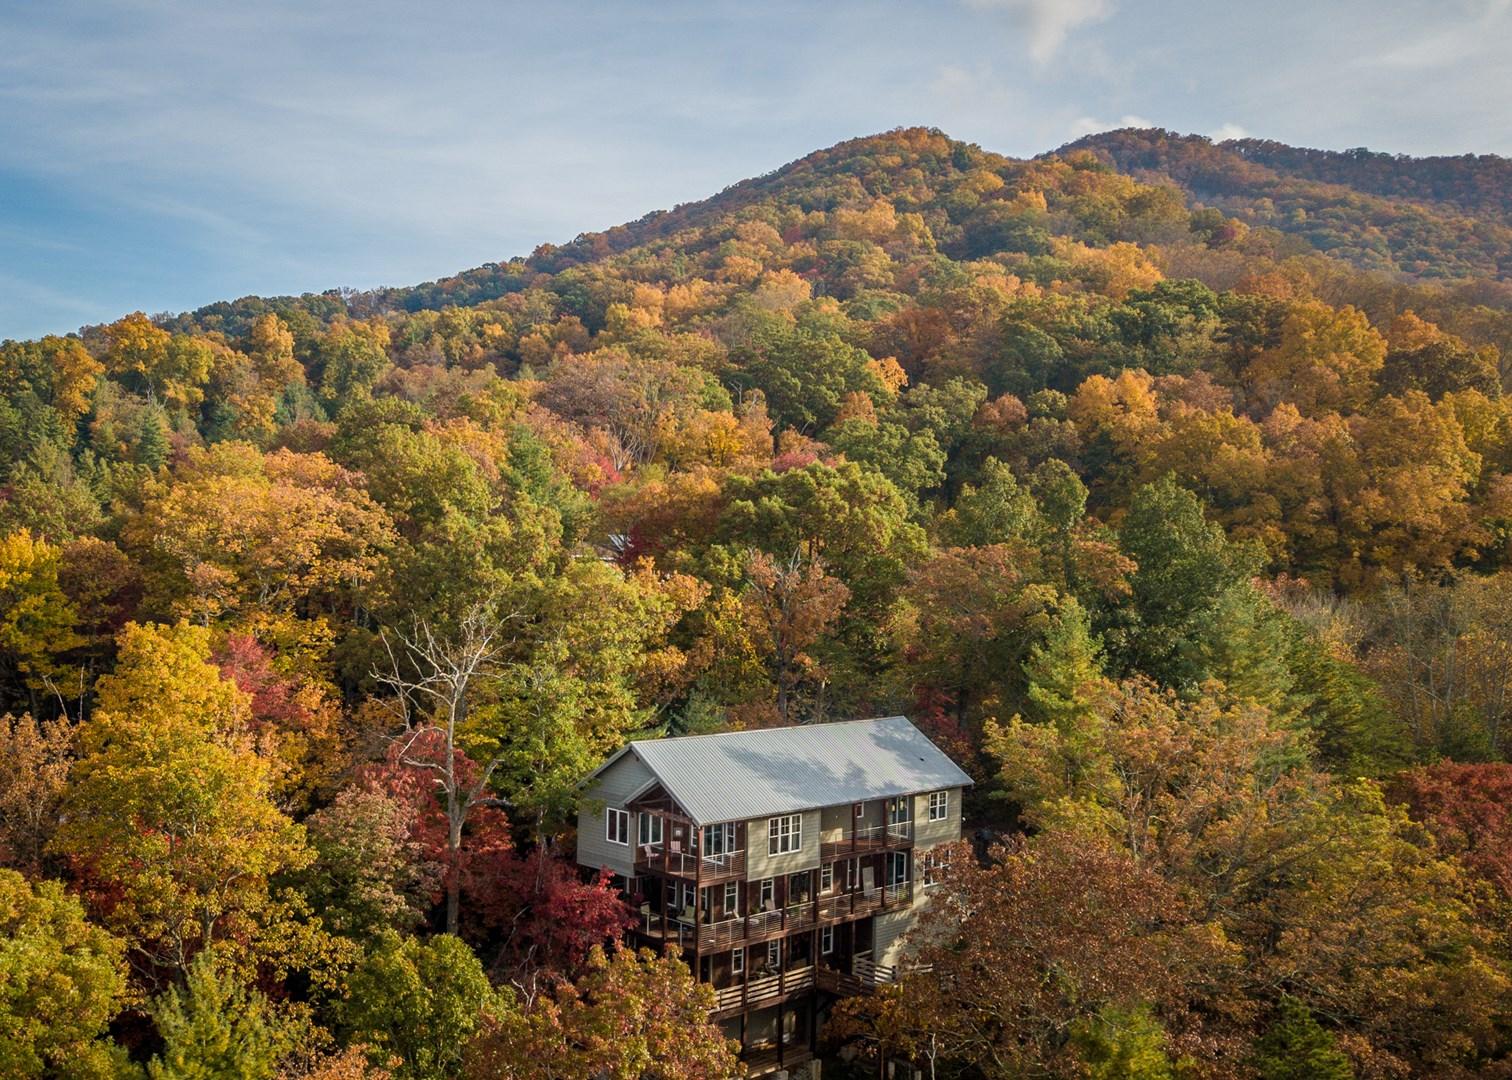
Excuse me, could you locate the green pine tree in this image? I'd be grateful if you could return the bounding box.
[147,951,277,1080]
[135,407,169,470]
[1250,996,1355,1080]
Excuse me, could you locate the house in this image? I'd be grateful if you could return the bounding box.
[576,715,972,1077]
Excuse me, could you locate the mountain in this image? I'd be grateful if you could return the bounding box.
[1059,127,1512,280]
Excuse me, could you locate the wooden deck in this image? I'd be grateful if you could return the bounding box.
[634,844,746,883]
[742,1042,814,1076]
[637,882,913,951]
[712,964,815,1015]
[819,821,913,860]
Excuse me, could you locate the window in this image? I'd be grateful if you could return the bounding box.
[820,863,833,892]
[821,926,834,954]
[887,796,911,825]
[768,813,803,855]
[887,851,909,887]
[844,858,859,890]
[922,847,951,887]
[928,790,949,822]
[638,812,662,846]
[766,939,781,970]
[605,808,629,845]
[702,822,735,855]
[758,878,775,910]
[724,881,738,913]
[732,946,745,975]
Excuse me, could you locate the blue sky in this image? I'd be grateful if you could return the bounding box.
[3,0,1510,340]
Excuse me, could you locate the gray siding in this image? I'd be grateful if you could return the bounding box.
[911,786,963,849]
[745,807,822,880]
[576,752,655,877]
[877,786,964,967]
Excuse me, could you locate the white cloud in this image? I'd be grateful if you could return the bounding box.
[964,0,1114,64]
[1211,122,1250,141]
[1070,113,1153,138]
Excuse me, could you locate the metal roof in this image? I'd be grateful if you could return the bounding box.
[594,715,974,826]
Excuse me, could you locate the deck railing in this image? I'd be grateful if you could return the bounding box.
[713,964,815,1013]
[642,882,913,950]
[819,820,913,859]
[634,843,746,882]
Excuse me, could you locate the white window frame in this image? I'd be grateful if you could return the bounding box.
[768,813,803,855]
[638,812,663,846]
[821,925,834,954]
[732,946,745,975]
[766,939,781,969]
[759,877,775,910]
[888,796,911,825]
[606,808,629,845]
[820,863,833,892]
[928,790,949,822]
[923,846,954,888]
[724,881,738,912]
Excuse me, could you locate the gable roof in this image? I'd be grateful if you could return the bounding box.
[590,716,973,826]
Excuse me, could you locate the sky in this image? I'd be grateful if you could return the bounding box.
[2,0,1510,340]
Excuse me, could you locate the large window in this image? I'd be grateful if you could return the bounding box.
[638,812,662,846]
[768,813,803,855]
[887,796,911,825]
[702,822,736,855]
[605,808,629,845]
[928,790,949,822]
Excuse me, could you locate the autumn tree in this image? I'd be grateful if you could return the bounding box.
[53,621,312,983]
[0,712,73,874]
[464,946,741,1080]
[0,870,129,1078]
[739,549,850,724]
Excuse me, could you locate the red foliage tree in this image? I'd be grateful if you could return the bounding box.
[1390,762,1512,901]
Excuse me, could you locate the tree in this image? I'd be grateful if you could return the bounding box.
[122,443,393,624]
[867,833,1223,1079]
[739,549,849,724]
[52,621,311,982]
[464,946,741,1080]
[893,544,1056,727]
[341,932,501,1080]
[0,713,73,874]
[1248,996,1354,1080]
[0,870,128,1078]
[0,529,84,708]
[373,606,513,936]
[297,786,442,944]
[469,851,632,991]
[1389,763,1512,901]
[1242,300,1385,415]
[148,949,279,1080]
[1113,475,1249,687]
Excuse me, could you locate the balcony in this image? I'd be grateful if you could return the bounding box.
[638,882,913,951]
[712,964,815,1015]
[634,843,746,883]
[820,820,913,860]
[815,955,900,996]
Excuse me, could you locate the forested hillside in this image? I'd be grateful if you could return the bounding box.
[4,126,1512,1079]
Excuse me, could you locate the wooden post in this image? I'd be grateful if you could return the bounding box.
[693,824,703,979]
